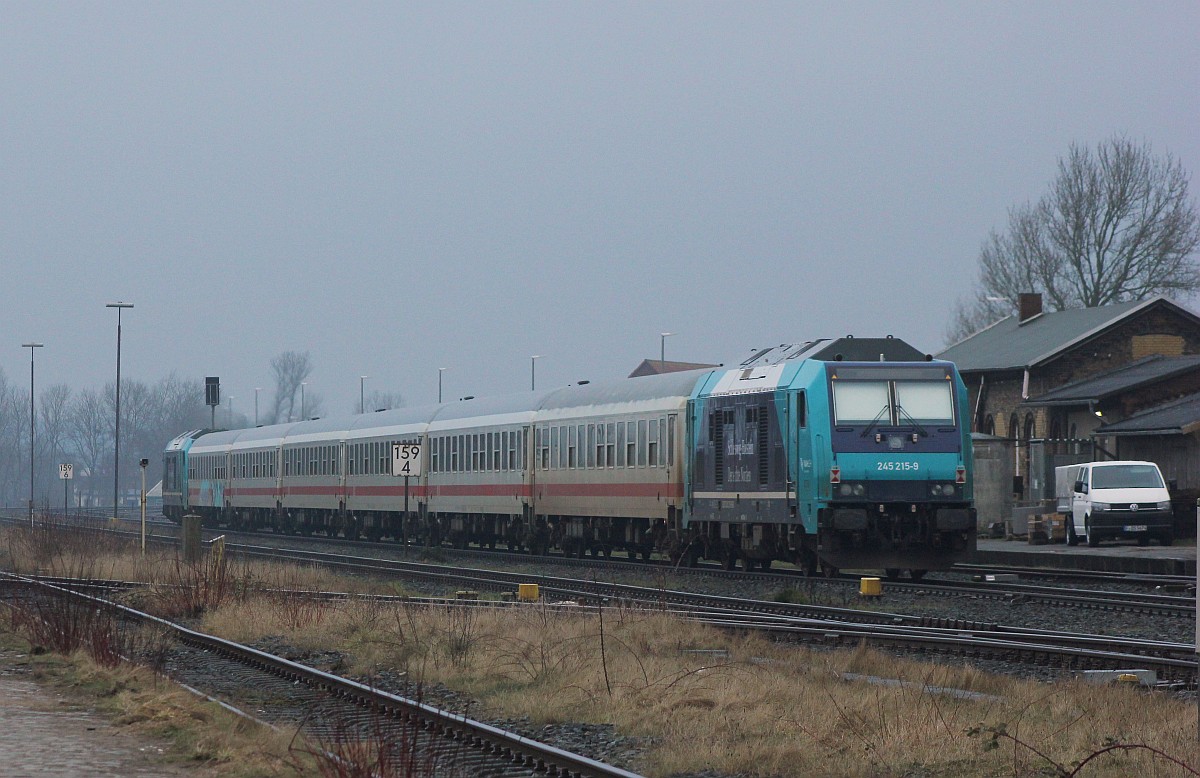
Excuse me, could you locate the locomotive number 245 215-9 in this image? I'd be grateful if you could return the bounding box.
[877,461,919,471]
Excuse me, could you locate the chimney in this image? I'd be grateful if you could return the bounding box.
[1018,293,1042,323]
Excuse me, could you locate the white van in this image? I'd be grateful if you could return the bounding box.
[1059,461,1173,547]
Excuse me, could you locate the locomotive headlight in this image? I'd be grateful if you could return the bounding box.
[839,483,852,496]
[852,484,865,497]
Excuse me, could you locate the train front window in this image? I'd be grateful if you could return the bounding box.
[833,381,891,425]
[894,381,954,425]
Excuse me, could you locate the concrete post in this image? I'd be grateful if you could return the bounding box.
[182,514,202,563]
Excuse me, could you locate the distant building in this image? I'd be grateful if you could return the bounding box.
[628,359,719,377]
[938,294,1200,443]
[938,293,1200,515]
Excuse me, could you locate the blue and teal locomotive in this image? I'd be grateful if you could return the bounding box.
[686,337,974,577]
[163,336,974,576]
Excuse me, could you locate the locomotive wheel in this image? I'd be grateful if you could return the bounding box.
[909,569,927,581]
[821,561,839,578]
[884,568,902,581]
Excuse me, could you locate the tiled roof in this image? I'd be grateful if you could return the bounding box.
[629,359,719,377]
[1097,393,1200,436]
[937,297,1199,372]
[1025,355,1200,405]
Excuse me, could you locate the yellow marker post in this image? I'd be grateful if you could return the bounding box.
[859,577,882,597]
[518,583,540,602]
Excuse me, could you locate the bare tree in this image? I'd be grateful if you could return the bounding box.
[37,384,72,503]
[265,351,325,423]
[948,136,1200,342]
[358,389,405,414]
[69,388,110,506]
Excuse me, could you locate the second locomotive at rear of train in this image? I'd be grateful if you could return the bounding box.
[163,337,975,574]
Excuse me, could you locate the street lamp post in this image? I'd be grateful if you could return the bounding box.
[21,342,43,527]
[660,332,675,370]
[106,302,133,517]
[530,355,542,391]
[438,368,446,403]
[300,382,307,421]
[227,395,234,428]
[360,375,369,413]
[254,388,261,426]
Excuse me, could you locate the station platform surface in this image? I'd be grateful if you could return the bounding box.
[971,536,1196,577]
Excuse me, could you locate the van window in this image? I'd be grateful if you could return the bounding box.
[1091,464,1164,489]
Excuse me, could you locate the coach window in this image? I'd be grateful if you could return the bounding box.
[648,419,659,467]
[587,424,596,468]
[637,420,648,467]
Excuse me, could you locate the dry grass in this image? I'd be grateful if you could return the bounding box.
[199,595,1200,777]
[4,524,1200,777]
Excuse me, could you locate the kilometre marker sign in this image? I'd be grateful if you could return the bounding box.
[391,443,423,478]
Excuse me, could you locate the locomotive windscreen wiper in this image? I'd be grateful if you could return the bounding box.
[895,404,928,437]
[859,403,892,438]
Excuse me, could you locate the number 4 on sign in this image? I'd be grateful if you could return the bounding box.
[391,443,423,478]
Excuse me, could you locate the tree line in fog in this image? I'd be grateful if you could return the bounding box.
[0,350,404,510]
[0,372,208,510]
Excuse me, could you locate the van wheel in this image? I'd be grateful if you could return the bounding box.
[1085,517,1099,547]
[1065,517,1079,546]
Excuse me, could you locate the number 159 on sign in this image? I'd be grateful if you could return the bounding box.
[391,443,423,477]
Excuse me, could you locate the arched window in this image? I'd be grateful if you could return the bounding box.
[1008,413,1019,440]
[983,414,995,435]
[1023,413,1035,440]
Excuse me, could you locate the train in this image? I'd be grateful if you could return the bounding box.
[162,336,975,577]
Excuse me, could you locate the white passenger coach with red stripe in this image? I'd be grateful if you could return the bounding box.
[165,370,698,559]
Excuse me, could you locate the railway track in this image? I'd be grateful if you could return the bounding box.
[0,573,645,778]
[13,564,1198,690]
[3,510,1193,619]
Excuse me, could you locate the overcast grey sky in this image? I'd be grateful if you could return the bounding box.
[3,2,1198,418]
